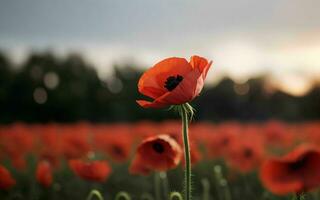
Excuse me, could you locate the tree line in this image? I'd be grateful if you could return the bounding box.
[0,51,319,123]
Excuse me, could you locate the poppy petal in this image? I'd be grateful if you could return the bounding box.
[259,145,320,195]
[260,160,303,195]
[189,56,212,78]
[134,134,182,171]
[36,161,52,187]
[138,57,192,99]
[139,86,166,100]
[0,165,16,190]
[136,99,169,108]
[190,55,208,70]
[156,68,204,105]
[69,159,111,182]
[137,66,208,108]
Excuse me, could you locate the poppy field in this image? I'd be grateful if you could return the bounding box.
[1,55,320,200]
[2,0,320,199]
[1,121,320,200]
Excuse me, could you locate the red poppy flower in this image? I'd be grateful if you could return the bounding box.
[93,127,132,163]
[205,131,238,159]
[95,134,132,163]
[133,134,182,171]
[69,159,111,182]
[260,145,320,195]
[38,125,62,168]
[0,165,16,190]
[36,161,53,187]
[0,124,34,171]
[226,139,265,173]
[298,122,320,145]
[263,121,294,148]
[137,55,212,108]
[61,130,91,159]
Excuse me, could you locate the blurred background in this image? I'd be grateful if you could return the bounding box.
[1,0,320,123]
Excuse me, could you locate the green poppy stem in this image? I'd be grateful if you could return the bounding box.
[154,173,161,200]
[86,189,104,200]
[201,178,210,200]
[180,104,192,200]
[213,165,231,200]
[170,192,183,200]
[159,172,169,200]
[141,193,155,200]
[115,191,132,200]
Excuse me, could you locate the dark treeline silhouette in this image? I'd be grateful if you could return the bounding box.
[0,50,319,123]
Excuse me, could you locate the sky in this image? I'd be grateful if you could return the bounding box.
[1,0,320,96]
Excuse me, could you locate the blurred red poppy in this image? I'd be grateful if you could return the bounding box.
[61,130,91,160]
[0,124,34,171]
[205,130,238,159]
[301,122,320,146]
[133,134,182,171]
[0,165,15,190]
[260,145,320,195]
[69,159,111,182]
[137,55,212,108]
[263,121,294,148]
[93,126,132,163]
[227,139,265,173]
[37,125,62,168]
[36,161,53,187]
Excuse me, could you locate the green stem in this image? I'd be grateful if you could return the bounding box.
[159,172,169,200]
[141,193,155,200]
[180,104,191,200]
[170,192,183,200]
[115,191,131,200]
[86,190,104,200]
[154,173,161,200]
[201,178,210,200]
[213,165,231,200]
[242,174,255,200]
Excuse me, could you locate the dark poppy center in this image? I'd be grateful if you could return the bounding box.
[288,156,308,171]
[152,142,165,154]
[164,75,183,91]
[244,148,253,158]
[112,145,124,156]
[222,138,229,146]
